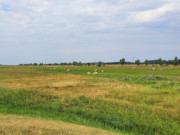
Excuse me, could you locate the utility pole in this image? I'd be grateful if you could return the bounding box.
[132,57,136,64]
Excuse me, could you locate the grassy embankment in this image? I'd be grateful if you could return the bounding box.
[0,65,179,135]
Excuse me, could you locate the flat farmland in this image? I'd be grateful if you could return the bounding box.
[0,65,179,135]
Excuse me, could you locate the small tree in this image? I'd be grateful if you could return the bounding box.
[135,59,140,66]
[33,63,38,66]
[78,61,82,66]
[173,56,179,66]
[120,58,125,66]
[144,59,149,66]
[97,61,102,67]
[87,63,91,66]
[73,61,78,66]
[158,58,163,66]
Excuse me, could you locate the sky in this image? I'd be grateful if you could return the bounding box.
[0,0,180,65]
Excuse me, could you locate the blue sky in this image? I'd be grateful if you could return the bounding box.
[0,0,180,65]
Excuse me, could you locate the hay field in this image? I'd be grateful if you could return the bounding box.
[0,65,179,135]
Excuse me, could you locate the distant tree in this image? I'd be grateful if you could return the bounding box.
[120,58,125,66]
[87,63,91,66]
[73,61,78,66]
[33,63,38,66]
[92,63,95,66]
[97,61,102,67]
[173,56,179,66]
[158,58,163,66]
[135,59,140,66]
[144,59,149,66]
[169,60,173,65]
[78,61,82,66]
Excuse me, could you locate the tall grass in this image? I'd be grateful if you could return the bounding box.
[0,88,179,135]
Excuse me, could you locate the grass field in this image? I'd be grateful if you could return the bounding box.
[0,113,119,135]
[0,65,179,135]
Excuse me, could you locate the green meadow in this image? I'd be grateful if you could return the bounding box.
[0,65,179,135]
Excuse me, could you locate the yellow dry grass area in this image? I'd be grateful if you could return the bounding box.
[0,113,121,135]
[0,71,146,98]
[0,70,143,98]
[0,74,109,97]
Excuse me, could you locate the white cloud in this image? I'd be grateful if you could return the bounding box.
[75,0,94,3]
[128,3,177,23]
[80,8,97,15]
[1,0,179,33]
[36,1,48,12]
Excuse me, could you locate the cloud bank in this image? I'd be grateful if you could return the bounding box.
[0,0,180,64]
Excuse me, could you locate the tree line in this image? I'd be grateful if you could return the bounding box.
[119,56,179,66]
[18,57,179,67]
[19,61,104,67]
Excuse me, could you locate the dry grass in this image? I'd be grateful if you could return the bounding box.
[0,70,145,98]
[0,73,109,97]
[0,113,120,135]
